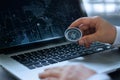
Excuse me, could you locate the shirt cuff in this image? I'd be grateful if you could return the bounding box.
[87,73,111,80]
[112,26,120,47]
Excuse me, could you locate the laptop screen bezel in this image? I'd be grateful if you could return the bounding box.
[0,0,87,54]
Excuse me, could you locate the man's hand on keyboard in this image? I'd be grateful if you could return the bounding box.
[69,16,116,47]
[39,65,96,80]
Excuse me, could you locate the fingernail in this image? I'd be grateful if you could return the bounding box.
[79,40,84,45]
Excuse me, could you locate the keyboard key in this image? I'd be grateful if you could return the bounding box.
[47,59,57,64]
[34,63,43,67]
[27,65,36,69]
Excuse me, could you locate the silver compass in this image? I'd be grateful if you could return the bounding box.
[65,28,82,42]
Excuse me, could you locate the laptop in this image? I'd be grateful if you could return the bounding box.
[0,0,120,80]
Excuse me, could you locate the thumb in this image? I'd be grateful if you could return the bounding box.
[79,34,97,47]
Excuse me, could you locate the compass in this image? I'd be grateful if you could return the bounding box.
[65,28,82,42]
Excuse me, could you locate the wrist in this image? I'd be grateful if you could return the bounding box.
[110,26,116,44]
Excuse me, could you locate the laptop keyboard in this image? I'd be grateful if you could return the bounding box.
[11,42,113,69]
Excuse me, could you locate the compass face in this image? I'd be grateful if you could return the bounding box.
[65,28,82,42]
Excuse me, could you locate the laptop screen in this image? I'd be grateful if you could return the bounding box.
[0,0,87,51]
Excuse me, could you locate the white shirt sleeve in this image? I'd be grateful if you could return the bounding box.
[112,26,120,47]
[87,73,111,80]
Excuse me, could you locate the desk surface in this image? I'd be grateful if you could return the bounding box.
[0,67,17,80]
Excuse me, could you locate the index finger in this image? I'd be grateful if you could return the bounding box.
[39,70,61,79]
[69,17,96,28]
